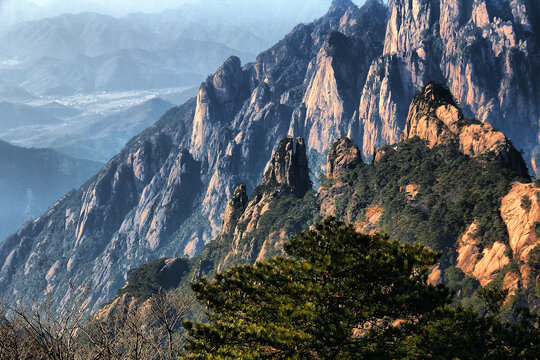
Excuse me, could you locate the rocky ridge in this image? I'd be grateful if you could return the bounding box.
[215,136,312,270]
[106,82,538,319]
[357,0,540,174]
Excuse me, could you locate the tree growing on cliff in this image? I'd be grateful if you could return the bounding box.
[182,218,540,359]
[182,217,451,359]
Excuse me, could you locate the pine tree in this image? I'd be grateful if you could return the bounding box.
[182,217,450,359]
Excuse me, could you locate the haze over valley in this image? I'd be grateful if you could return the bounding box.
[0,0,341,239]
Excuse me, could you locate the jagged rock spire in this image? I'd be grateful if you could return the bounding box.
[330,0,356,12]
[190,55,249,160]
[262,136,311,196]
[327,137,362,179]
[221,184,248,235]
[401,82,463,142]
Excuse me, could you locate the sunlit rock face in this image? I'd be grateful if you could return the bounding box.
[217,136,311,271]
[359,0,540,173]
[262,136,311,196]
[454,180,540,292]
[402,82,529,177]
[326,137,363,180]
[501,182,540,285]
[456,221,511,287]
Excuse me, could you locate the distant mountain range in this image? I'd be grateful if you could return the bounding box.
[0,140,102,241]
[0,101,62,132]
[0,1,331,98]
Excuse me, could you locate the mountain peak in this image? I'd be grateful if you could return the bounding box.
[414,82,459,111]
[402,82,463,142]
[402,82,529,178]
[262,136,311,196]
[329,0,357,13]
[327,137,362,179]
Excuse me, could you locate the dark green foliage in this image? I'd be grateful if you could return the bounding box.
[443,266,480,300]
[390,304,540,359]
[183,218,451,359]
[183,218,540,359]
[328,138,525,255]
[191,185,320,282]
[115,257,190,300]
[477,287,509,316]
[251,188,320,257]
[524,244,540,303]
[521,195,532,211]
[318,172,332,188]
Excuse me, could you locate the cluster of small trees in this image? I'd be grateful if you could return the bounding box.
[0,288,194,360]
[1,218,539,359]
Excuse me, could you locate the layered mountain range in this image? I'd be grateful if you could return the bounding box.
[0,1,329,97]
[1,0,539,312]
[2,97,175,163]
[103,82,537,318]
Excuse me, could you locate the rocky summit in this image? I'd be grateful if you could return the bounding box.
[0,0,539,312]
[402,82,529,176]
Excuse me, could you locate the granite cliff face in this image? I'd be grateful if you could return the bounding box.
[326,137,363,180]
[0,100,202,308]
[313,84,536,304]
[357,0,540,174]
[1,0,539,312]
[216,136,311,270]
[501,183,540,286]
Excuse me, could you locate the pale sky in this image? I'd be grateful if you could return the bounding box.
[2,0,367,18]
[0,0,366,31]
[23,0,199,14]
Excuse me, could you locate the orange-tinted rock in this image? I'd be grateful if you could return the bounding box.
[401,83,529,177]
[501,182,540,285]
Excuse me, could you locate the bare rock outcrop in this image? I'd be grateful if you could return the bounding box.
[473,242,511,287]
[401,82,529,177]
[456,221,510,286]
[456,222,482,276]
[300,31,359,153]
[326,137,362,179]
[319,137,363,218]
[359,0,540,174]
[219,136,311,269]
[501,182,540,284]
[220,184,248,236]
[95,293,145,323]
[190,56,250,165]
[262,137,311,196]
